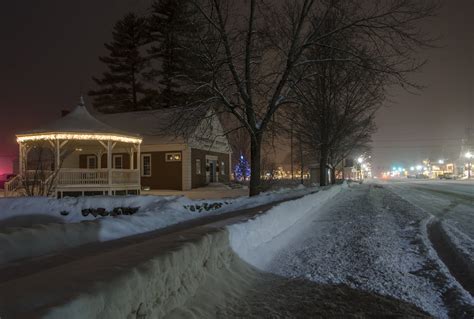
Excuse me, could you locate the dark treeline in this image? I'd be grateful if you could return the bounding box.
[89,0,210,113]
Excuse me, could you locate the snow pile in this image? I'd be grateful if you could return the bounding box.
[43,230,257,319]
[0,186,315,264]
[0,186,312,225]
[0,195,178,224]
[228,185,344,269]
[32,185,347,319]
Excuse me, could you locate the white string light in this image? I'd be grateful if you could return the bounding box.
[17,133,142,144]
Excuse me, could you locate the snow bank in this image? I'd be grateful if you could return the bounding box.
[40,186,342,319]
[228,185,344,269]
[0,186,315,264]
[43,230,257,319]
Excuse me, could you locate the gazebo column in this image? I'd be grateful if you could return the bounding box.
[54,140,68,172]
[106,140,117,195]
[107,141,112,195]
[18,142,24,176]
[129,146,134,170]
[55,139,61,170]
[136,143,141,187]
[97,150,103,169]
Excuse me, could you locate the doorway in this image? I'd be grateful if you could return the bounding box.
[206,155,219,183]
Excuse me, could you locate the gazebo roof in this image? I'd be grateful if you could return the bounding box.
[16,104,142,144]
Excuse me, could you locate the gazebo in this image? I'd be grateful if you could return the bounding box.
[9,101,142,198]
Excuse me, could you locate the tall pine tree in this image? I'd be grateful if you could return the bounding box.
[147,0,208,108]
[89,13,151,113]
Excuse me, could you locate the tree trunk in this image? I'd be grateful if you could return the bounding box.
[290,126,294,180]
[331,165,336,184]
[249,133,262,196]
[320,145,329,186]
[299,136,304,184]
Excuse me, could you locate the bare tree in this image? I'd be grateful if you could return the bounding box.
[289,43,384,186]
[180,0,437,195]
[21,142,73,196]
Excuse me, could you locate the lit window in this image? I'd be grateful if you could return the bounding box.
[113,155,123,169]
[196,159,201,175]
[87,155,97,169]
[221,161,225,175]
[166,152,181,162]
[142,154,152,177]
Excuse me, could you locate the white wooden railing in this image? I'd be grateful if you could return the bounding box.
[57,169,108,186]
[111,169,140,185]
[4,169,140,196]
[4,175,22,197]
[56,169,140,187]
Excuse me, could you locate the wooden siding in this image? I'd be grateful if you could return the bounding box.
[140,151,182,190]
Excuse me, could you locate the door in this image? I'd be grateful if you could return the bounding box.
[209,161,216,182]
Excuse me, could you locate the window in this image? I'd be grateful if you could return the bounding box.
[142,154,152,177]
[165,152,181,162]
[196,159,201,175]
[87,155,97,169]
[113,155,123,169]
[221,161,225,175]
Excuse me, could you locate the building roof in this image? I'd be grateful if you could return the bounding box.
[16,104,142,144]
[16,100,214,146]
[96,106,209,145]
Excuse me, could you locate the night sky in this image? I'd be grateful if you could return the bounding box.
[0,0,472,174]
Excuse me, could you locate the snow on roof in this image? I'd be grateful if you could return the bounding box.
[17,105,141,140]
[96,106,209,145]
[16,101,211,145]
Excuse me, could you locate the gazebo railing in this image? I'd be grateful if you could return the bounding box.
[57,169,108,186]
[56,168,139,187]
[4,175,23,197]
[111,169,140,185]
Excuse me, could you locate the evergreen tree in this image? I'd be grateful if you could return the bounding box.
[147,0,209,108]
[89,13,151,113]
[234,154,251,181]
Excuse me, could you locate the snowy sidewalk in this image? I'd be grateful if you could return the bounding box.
[261,184,474,318]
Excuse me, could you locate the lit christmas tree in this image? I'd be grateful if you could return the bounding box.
[234,153,251,181]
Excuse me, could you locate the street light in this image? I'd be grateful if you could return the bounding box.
[465,152,472,179]
[438,159,444,164]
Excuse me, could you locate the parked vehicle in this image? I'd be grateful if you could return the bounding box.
[439,173,455,180]
[415,174,429,179]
